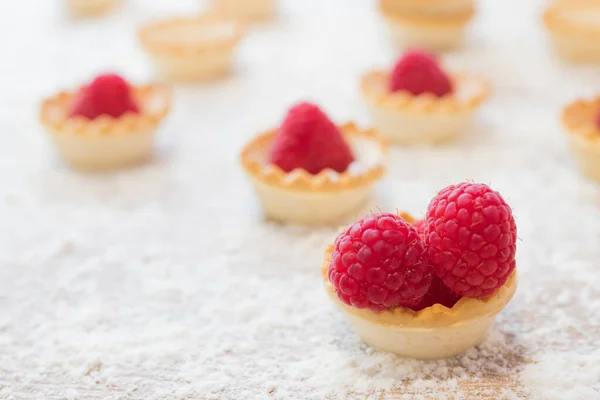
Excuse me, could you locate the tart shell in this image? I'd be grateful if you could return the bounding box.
[322,243,517,360]
[66,0,118,16]
[39,84,170,171]
[138,14,243,82]
[211,0,275,22]
[240,123,388,226]
[562,97,600,182]
[361,71,490,145]
[380,6,474,50]
[544,2,600,63]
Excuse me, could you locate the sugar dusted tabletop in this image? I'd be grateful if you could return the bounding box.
[1,0,599,399]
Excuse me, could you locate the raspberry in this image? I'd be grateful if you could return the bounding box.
[412,219,426,236]
[388,50,453,97]
[269,102,355,174]
[69,73,139,119]
[328,213,433,311]
[410,276,462,312]
[424,182,517,298]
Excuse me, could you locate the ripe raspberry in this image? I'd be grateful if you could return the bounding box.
[328,213,433,311]
[412,219,426,236]
[409,276,462,312]
[69,73,139,119]
[425,182,517,298]
[269,102,355,174]
[388,50,453,97]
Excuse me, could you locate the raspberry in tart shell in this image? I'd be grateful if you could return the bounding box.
[361,52,490,145]
[39,74,170,171]
[321,214,517,360]
[240,115,387,226]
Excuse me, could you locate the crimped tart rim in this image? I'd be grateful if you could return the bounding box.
[321,226,517,329]
[544,1,600,37]
[39,84,171,136]
[240,122,388,192]
[361,71,491,114]
[138,14,244,56]
[562,97,600,140]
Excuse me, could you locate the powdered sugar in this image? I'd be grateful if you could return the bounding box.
[1,0,600,398]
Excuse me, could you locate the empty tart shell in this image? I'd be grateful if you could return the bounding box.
[66,0,118,16]
[211,0,275,22]
[138,14,244,82]
[360,71,490,145]
[240,123,388,226]
[39,84,170,171]
[379,0,474,18]
[544,1,600,63]
[321,240,517,360]
[379,3,474,51]
[562,97,600,182]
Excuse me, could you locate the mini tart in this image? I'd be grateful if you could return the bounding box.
[360,71,490,145]
[544,1,600,63]
[562,97,600,182]
[211,0,275,22]
[240,123,388,226]
[39,84,170,171]
[380,0,474,18]
[66,0,118,16]
[379,3,474,51]
[321,241,517,360]
[138,14,243,82]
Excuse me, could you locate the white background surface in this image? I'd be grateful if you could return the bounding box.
[1,0,600,399]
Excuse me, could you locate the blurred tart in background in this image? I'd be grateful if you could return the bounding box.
[378,0,474,50]
[138,14,244,82]
[66,0,119,16]
[39,74,170,171]
[562,96,600,182]
[543,0,600,63]
[360,50,490,145]
[211,0,276,22]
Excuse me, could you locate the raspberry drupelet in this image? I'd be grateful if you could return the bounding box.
[425,182,517,298]
[328,213,433,311]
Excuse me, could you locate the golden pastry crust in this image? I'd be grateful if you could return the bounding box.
[543,1,600,37]
[360,71,490,114]
[240,123,388,192]
[562,97,600,138]
[39,84,171,135]
[322,242,517,329]
[138,14,243,56]
[380,2,475,25]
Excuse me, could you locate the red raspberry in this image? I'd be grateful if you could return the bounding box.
[412,219,426,236]
[409,276,462,312]
[425,183,517,298]
[69,73,139,119]
[269,102,355,174]
[328,213,433,311]
[388,50,453,97]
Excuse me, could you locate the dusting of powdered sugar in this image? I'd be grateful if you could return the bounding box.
[1,0,600,399]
